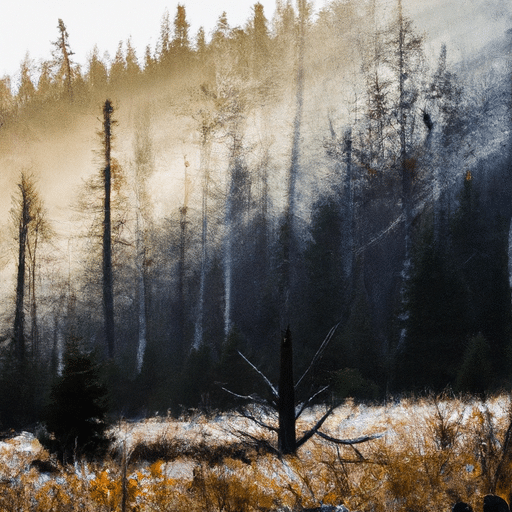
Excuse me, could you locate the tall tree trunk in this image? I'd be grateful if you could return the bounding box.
[102,99,115,359]
[14,209,28,363]
[135,207,147,374]
[343,128,354,282]
[13,174,34,363]
[28,222,40,357]
[397,0,412,266]
[178,203,188,359]
[194,121,213,350]
[282,0,306,321]
[224,124,247,340]
[278,326,296,455]
[224,174,234,339]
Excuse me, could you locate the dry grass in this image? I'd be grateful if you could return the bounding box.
[1,393,512,511]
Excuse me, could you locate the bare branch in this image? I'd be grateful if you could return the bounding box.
[296,406,335,449]
[238,409,278,433]
[234,430,280,456]
[315,431,385,445]
[238,350,279,399]
[220,387,270,407]
[295,385,330,420]
[295,323,340,390]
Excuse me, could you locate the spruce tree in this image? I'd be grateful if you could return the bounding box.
[395,226,469,392]
[43,340,110,463]
[452,171,512,381]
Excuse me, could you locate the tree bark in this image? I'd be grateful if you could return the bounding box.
[14,189,29,363]
[278,326,296,455]
[102,100,115,359]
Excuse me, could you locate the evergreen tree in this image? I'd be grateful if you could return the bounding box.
[456,333,493,395]
[52,19,74,100]
[109,42,126,90]
[195,27,207,65]
[157,9,172,68]
[179,344,214,412]
[125,38,141,87]
[452,171,512,380]
[36,61,55,103]
[43,340,110,463]
[16,54,36,106]
[87,46,108,95]
[250,2,270,79]
[172,4,190,58]
[395,226,469,392]
[302,195,344,343]
[11,173,48,363]
[214,327,258,409]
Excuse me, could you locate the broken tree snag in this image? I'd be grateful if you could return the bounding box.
[278,326,296,455]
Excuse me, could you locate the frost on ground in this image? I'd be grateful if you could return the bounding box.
[0,394,511,511]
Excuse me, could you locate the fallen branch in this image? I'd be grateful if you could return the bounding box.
[296,406,336,449]
[315,431,384,445]
[234,430,280,456]
[238,409,278,433]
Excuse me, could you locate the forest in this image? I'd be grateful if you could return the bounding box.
[0,0,511,433]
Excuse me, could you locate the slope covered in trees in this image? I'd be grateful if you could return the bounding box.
[0,0,510,428]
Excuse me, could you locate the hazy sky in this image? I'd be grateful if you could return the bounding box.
[2,0,510,88]
[1,0,325,81]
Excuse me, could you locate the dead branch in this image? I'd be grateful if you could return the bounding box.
[295,385,330,420]
[296,406,336,449]
[295,322,340,390]
[221,387,270,407]
[315,431,384,445]
[234,430,280,456]
[238,350,279,400]
[238,409,278,433]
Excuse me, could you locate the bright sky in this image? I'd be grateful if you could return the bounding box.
[2,0,510,87]
[1,0,326,81]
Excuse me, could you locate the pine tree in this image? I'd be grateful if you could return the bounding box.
[87,46,108,95]
[36,61,55,103]
[172,4,190,58]
[195,27,207,66]
[395,225,469,392]
[102,100,116,359]
[125,38,141,87]
[43,340,110,463]
[157,9,172,68]
[11,173,48,362]
[452,172,512,380]
[52,19,74,100]
[456,333,493,395]
[16,54,36,106]
[250,2,270,79]
[109,42,126,90]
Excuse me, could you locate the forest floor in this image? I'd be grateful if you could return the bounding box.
[0,394,511,511]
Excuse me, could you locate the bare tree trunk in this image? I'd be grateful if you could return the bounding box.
[224,196,233,339]
[194,121,213,350]
[178,203,188,358]
[14,214,28,363]
[282,0,306,321]
[13,174,33,363]
[278,326,296,455]
[135,207,147,374]
[102,100,115,359]
[343,128,354,281]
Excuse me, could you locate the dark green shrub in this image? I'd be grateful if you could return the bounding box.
[42,341,111,463]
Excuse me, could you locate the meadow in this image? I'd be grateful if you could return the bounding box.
[1,393,511,511]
